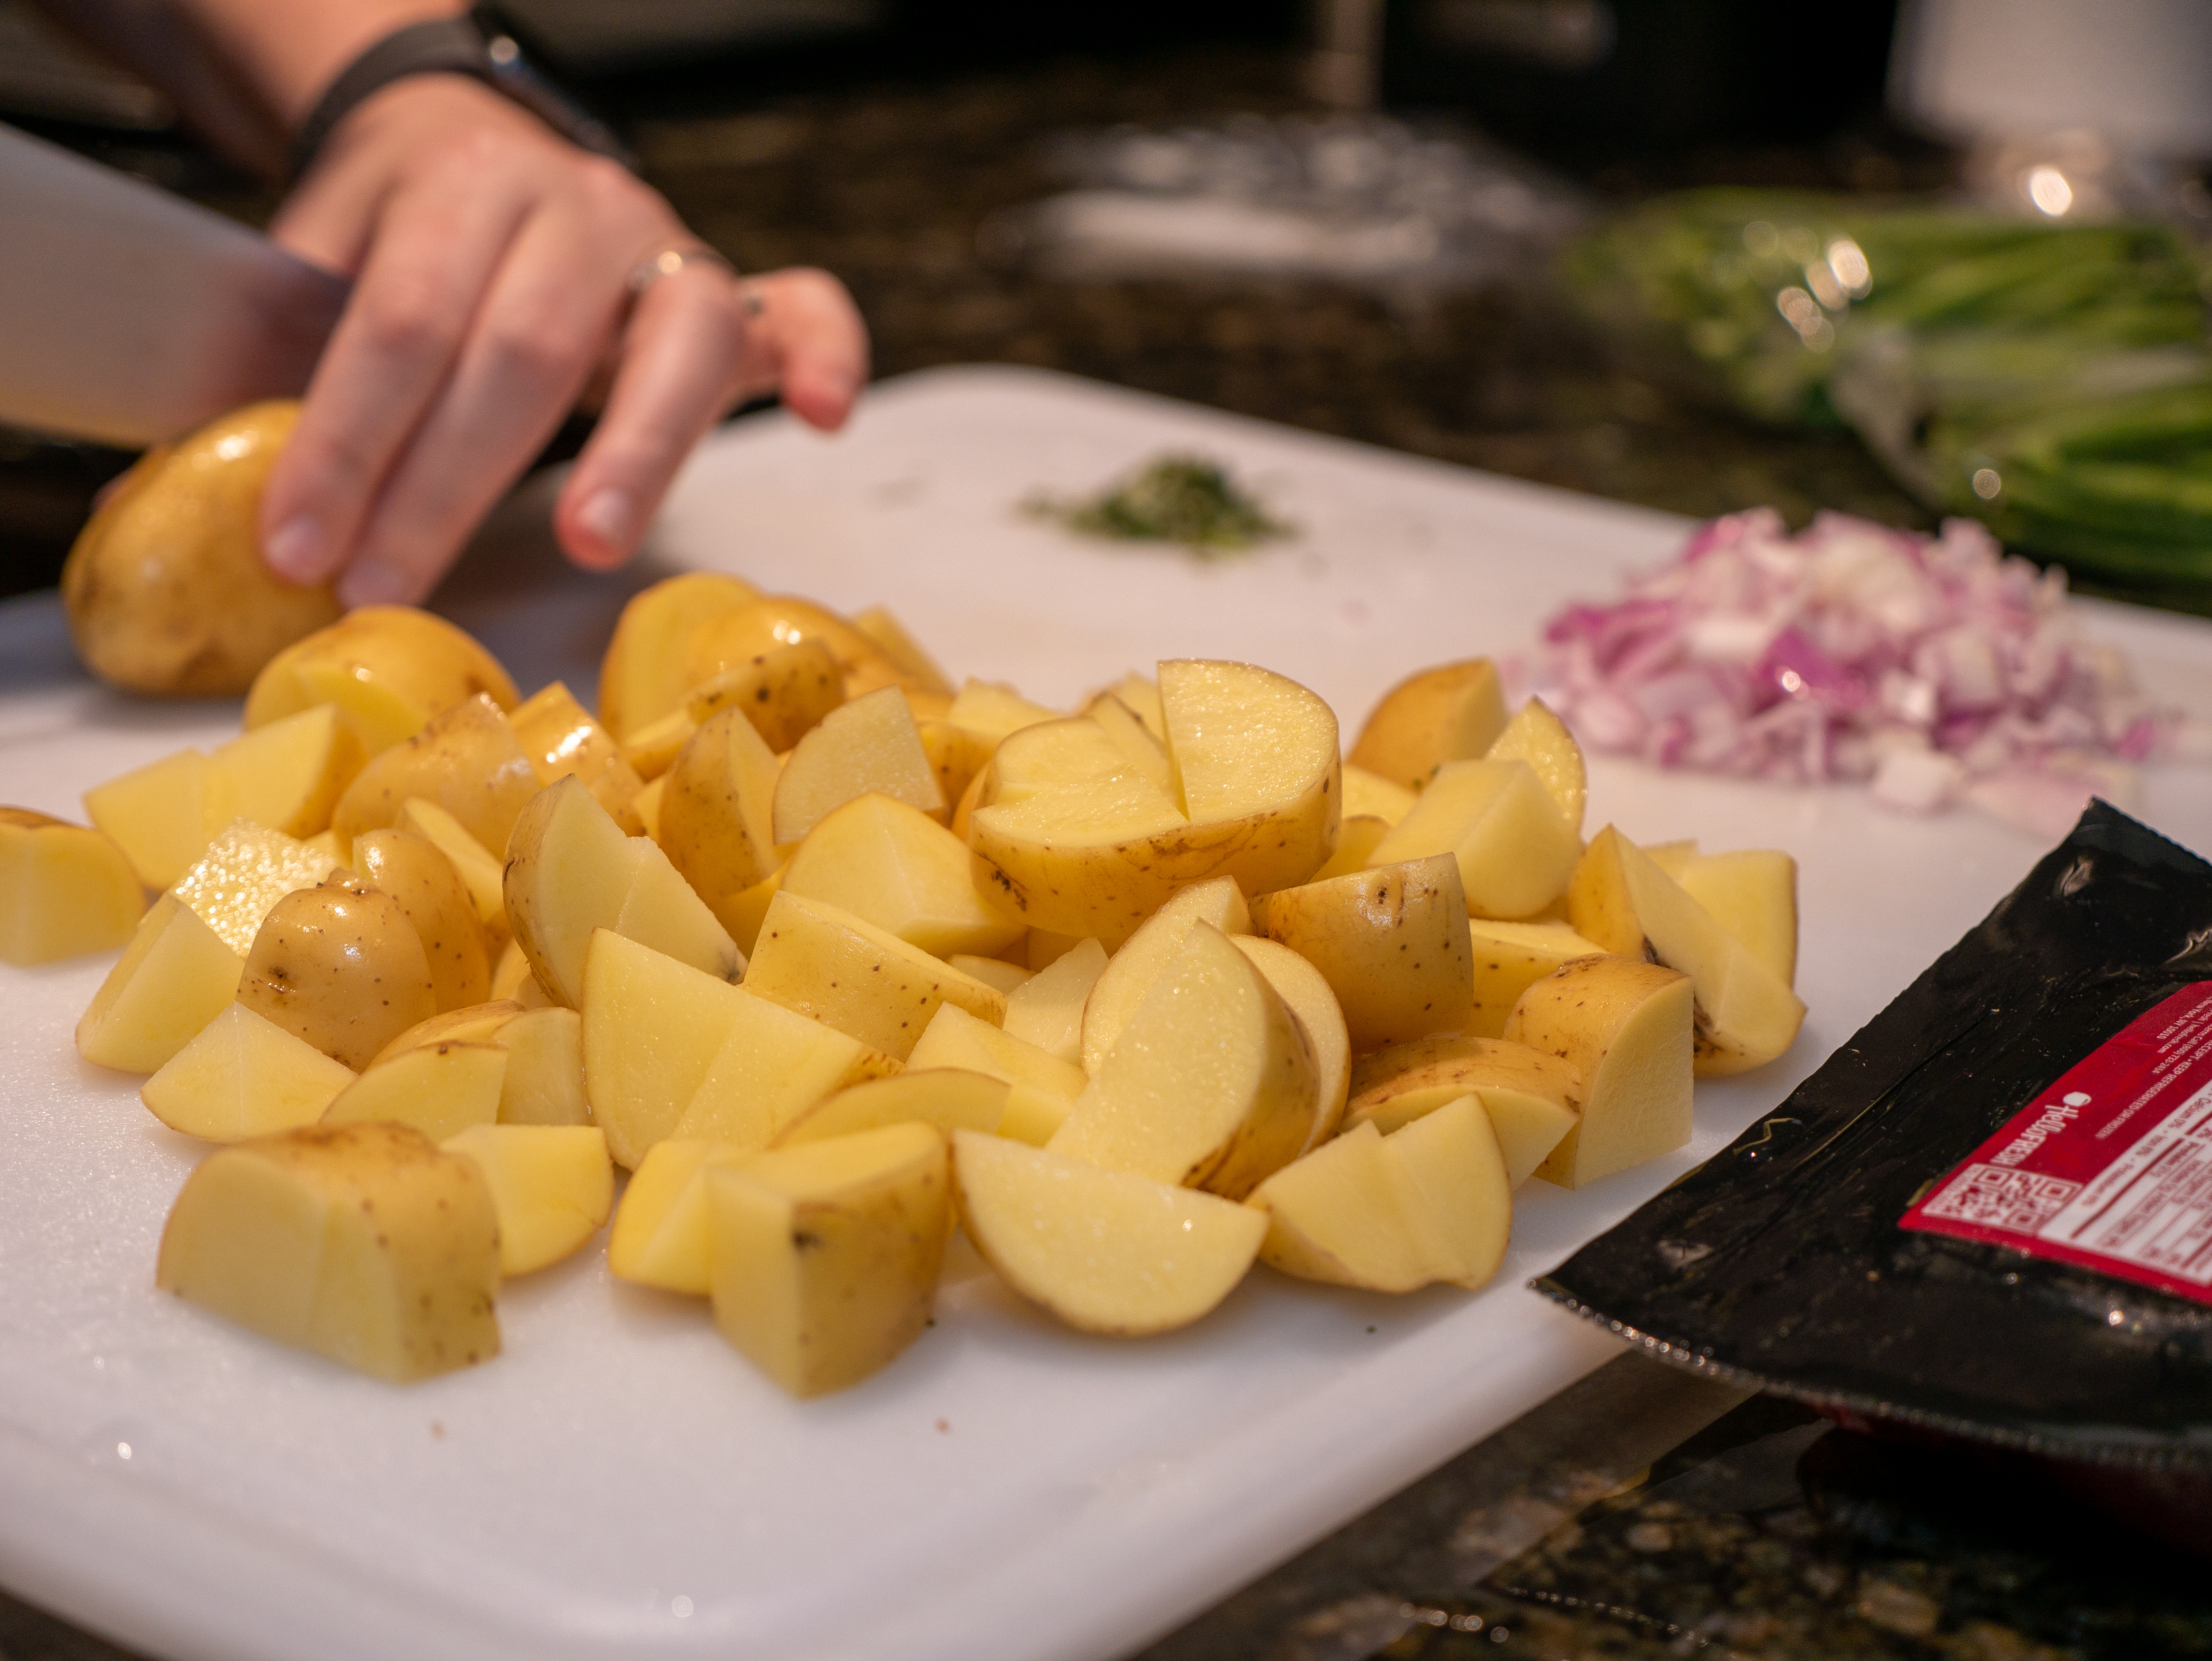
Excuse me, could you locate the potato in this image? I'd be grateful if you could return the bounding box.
[579,930,747,1166]
[509,680,646,834]
[1001,936,1108,1065]
[1343,1033,1578,1186]
[1229,935,1351,1157]
[156,1121,500,1382]
[656,705,782,926]
[719,865,784,959]
[1465,918,1606,1038]
[1085,694,1174,796]
[1672,848,1799,988]
[1503,955,1694,1188]
[61,401,342,696]
[82,749,236,890]
[219,703,368,836]
[673,982,902,1149]
[1369,759,1580,921]
[707,1122,951,1397]
[236,879,438,1070]
[139,1002,356,1142]
[780,792,1021,960]
[1340,765,1416,826]
[685,595,908,702]
[952,1131,1265,1335]
[851,603,953,697]
[1087,672,1166,741]
[170,819,342,955]
[395,797,510,946]
[906,1001,1086,1145]
[773,1068,1009,1146]
[597,570,762,741]
[1248,1095,1511,1292]
[352,827,490,1012]
[619,709,695,784]
[369,999,525,1067]
[970,661,1339,947]
[246,605,519,757]
[1251,855,1473,1054]
[0,808,144,965]
[496,1005,589,1126]
[744,891,1006,1061]
[947,954,1032,994]
[321,1038,506,1141]
[945,678,1060,746]
[441,1123,613,1276]
[685,636,846,753]
[331,693,540,857]
[505,775,741,1008]
[1307,814,1393,883]
[607,1137,725,1293]
[1049,921,1317,1200]
[1567,828,1804,1075]
[770,685,944,845]
[1347,658,1507,792]
[75,893,244,1073]
[1486,697,1586,834]
[915,717,998,815]
[1078,876,1251,1076]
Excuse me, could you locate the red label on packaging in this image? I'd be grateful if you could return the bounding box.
[1898,980,2212,1306]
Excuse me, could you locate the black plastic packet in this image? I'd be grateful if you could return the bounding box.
[1538,801,2212,1474]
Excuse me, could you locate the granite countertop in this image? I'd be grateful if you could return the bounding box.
[4,42,2207,1661]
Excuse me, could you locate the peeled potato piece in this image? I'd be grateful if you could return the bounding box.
[442,1123,613,1276]
[953,1131,1265,1335]
[140,1002,357,1142]
[157,1121,500,1383]
[708,1122,951,1397]
[0,808,144,966]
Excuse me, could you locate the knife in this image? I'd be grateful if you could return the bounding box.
[0,122,349,449]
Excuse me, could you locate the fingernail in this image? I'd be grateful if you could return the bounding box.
[578,488,634,554]
[264,516,327,584]
[337,558,413,608]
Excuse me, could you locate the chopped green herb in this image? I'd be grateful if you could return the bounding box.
[1027,455,1290,557]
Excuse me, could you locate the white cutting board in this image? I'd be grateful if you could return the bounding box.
[2,366,2208,1661]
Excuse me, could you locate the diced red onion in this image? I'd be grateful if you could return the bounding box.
[1520,509,2199,835]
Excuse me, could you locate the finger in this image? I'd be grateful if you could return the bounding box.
[259,176,534,588]
[733,267,869,431]
[334,208,625,606]
[553,267,750,570]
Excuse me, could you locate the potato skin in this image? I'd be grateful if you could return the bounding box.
[352,828,491,1012]
[61,401,341,696]
[330,693,540,856]
[237,879,439,1069]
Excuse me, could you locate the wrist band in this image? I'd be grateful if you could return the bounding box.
[286,9,631,186]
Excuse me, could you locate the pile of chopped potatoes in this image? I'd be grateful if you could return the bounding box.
[9,575,1806,1397]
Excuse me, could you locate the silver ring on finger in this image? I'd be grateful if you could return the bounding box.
[626,241,739,296]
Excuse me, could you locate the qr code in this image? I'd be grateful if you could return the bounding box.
[1922,1164,2081,1233]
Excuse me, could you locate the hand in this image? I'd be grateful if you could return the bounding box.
[256,73,868,606]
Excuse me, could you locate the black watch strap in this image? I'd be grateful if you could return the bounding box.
[286,11,631,186]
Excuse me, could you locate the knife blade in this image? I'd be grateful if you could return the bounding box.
[0,122,349,449]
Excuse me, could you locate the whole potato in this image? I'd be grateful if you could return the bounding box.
[237,877,438,1069]
[352,828,491,1012]
[61,401,341,696]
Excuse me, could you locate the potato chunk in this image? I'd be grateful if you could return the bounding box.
[82,748,235,889]
[0,808,144,965]
[685,636,846,753]
[1347,658,1507,792]
[744,890,1006,1060]
[1251,855,1473,1054]
[321,1039,506,1142]
[1465,918,1605,1038]
[1369,759,1580,921]
[597,570,761,741]
[707,1122,951,1397]
[1077,876,1251,1076]
[353,827,490,1013]
[509,680,646,835]
[781,791,1023,960]
[140,1002,357,1141]
[331,693,540,856]
[1049,921,1317,1200]
[770,684,945,845]
[1504,956,1694,1189]
[1229,935,1351,1157]
[76,893,244,1072]
[1001,936,1107,1065]
[156,1121,500,1383]
[442,1123,613,1276]
[1345,1033,1578,1187]
[245,605,519,756]
[237,880,437,1070]
[774,1068,1009,1146]
[953,1131,1265,1334]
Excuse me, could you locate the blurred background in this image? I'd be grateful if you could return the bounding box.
[8,0,2212,606]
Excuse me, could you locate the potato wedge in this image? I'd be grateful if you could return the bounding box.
[773,1068,1009,1146]
[1369,758,1580,921]
[1347,659,1507,792]
[1504,956,1693,1188]
[771,684,944,845]
[1078,876,1251,1075]
[76,893,245,1073]
[331,693,540,856]
[0,808,144,965]
[781,792,1023,960]
[321,1039,506,1142]
[597,570,762,741]
[140,1002,357,1142]
[442,1123,613,1276]
[1343,1033,1578,1186]
[1001,935,1108,1065]
[246,605,518,756]
[744,890,1005,1060]
[510,681,646,835]
[1251,855,1473,1054]
[1229,934,1351,1157]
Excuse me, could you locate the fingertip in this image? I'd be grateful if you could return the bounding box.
[783,365,862,432]
[556,484,640,570]
[264,515,341,587]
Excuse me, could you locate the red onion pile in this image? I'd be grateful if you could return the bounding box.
[1524,509,2200,837]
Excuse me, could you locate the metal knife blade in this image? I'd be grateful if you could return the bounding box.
[0,122,349,449]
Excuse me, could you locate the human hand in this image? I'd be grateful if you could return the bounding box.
[256,73,868,606]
